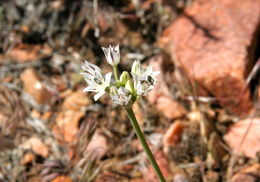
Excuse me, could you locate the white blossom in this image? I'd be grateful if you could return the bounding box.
[131,61,160,96]
[102,45,120,66]
[81,60,112,101]
[111,87,132,106]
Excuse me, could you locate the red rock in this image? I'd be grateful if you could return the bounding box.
[231,164,260,182]
[156,96,186,119]
[160,0,260,116]
[147,55,186,119]
[163,121,185,153]
[224,117,260,158]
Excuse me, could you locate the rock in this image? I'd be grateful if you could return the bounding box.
[147,55,186,119]
[156,96,186,119]
[21,68,53,105]
[231,164,260,182]
[224,117,260,158]
[160,0,260,116]
[163,121,185,153]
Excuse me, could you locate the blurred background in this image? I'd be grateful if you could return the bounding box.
[0,0,259,181]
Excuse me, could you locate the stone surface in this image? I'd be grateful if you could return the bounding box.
[163,121,185,153]
[147,55,186,119]
[160,0,260,116]
[224,117,260,158]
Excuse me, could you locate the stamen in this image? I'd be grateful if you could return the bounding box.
[147,75,154,84]
[94,78,102,85]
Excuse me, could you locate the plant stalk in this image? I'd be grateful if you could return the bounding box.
[124,107,166,182]
[113,65,119,81]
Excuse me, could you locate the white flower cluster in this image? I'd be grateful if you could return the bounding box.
[81,45,159,106]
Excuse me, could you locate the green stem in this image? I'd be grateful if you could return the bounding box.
[113,65,119,81]
[124,107,166,182]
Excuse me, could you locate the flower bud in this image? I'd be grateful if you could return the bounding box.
[102,45,120,66]
[119,71,131,86]
[131,60,142,76]
[125,80,134,93]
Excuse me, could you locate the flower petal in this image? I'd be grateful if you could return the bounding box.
[83,86,97,92]
[94,90,105,101]
[104,72,112,86]
[102,45,120,65]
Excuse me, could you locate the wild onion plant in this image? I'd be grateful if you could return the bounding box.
[80,45,166,182]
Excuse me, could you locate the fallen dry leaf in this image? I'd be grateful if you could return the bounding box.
[51,176,73,182]
[8,43,52,62]
[21,68,53,105]
[163,121,185,153]
[224,117,260,158]
[53,110,84,143]
[53,90,90,143]
[20,137,49,157]
[21,152,36,165]
[62,90,91,111]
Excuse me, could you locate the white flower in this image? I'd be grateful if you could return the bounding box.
[131,60,142,76]
[131,61,160,96]
[102,45,120,66]
[111,87,132,106]
[81,60,112,101]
